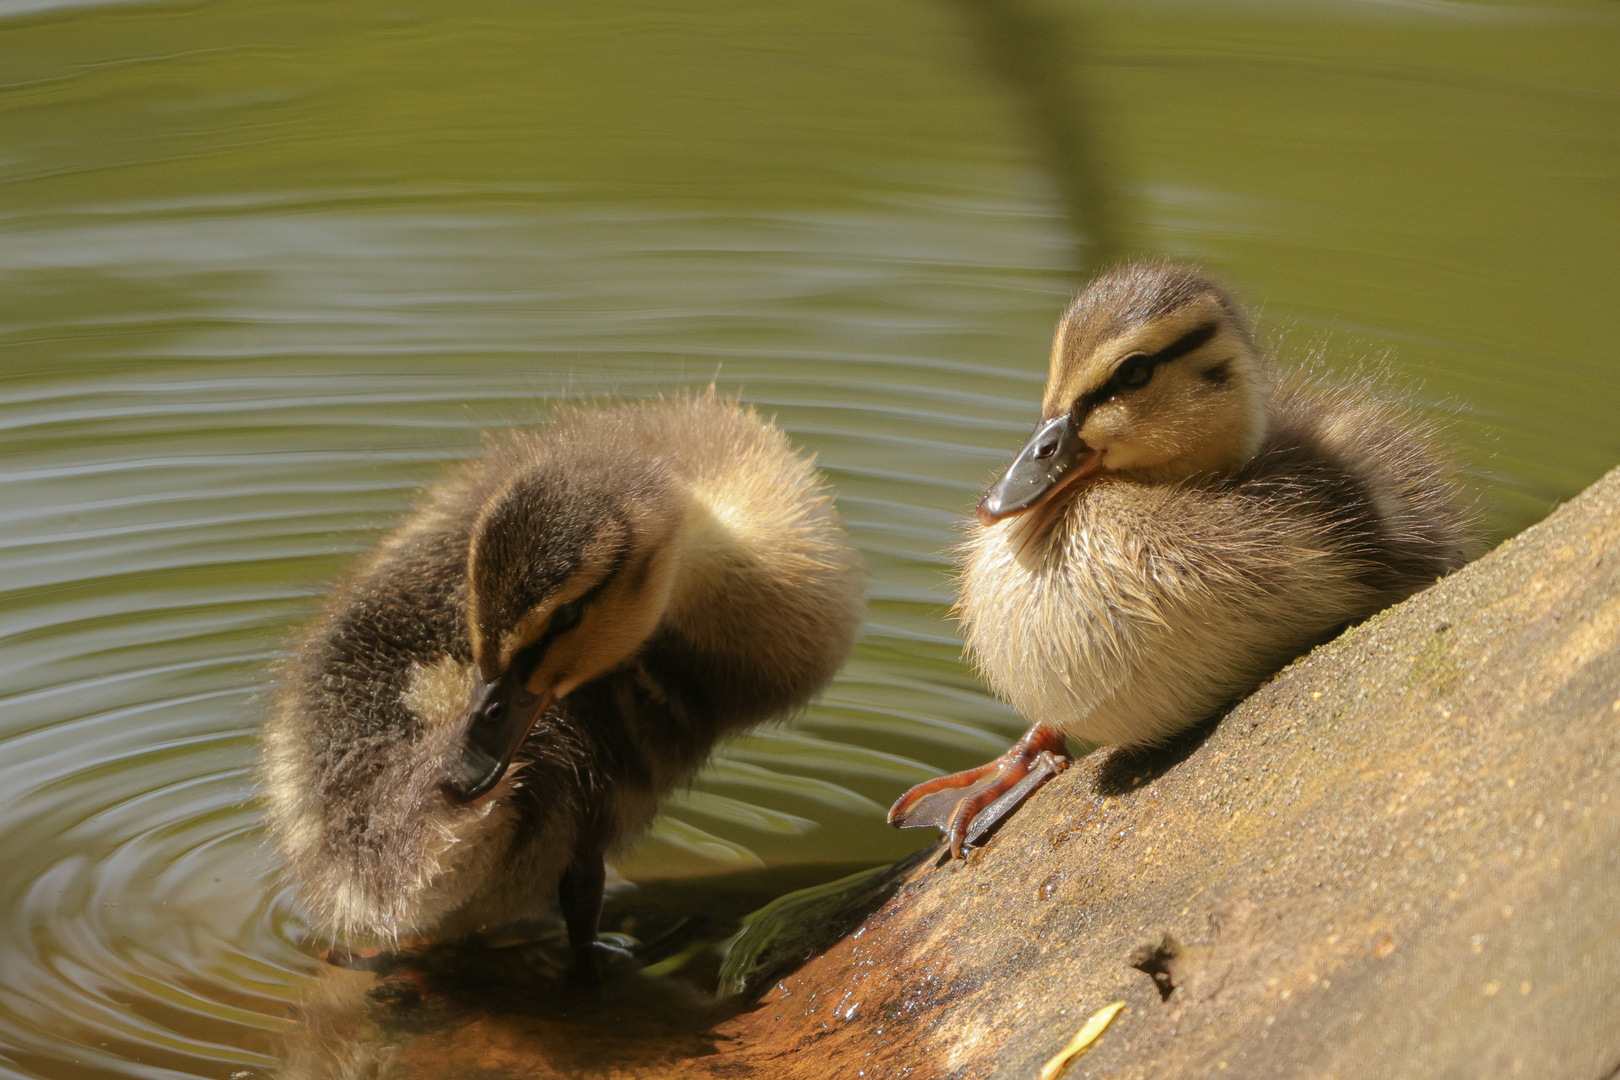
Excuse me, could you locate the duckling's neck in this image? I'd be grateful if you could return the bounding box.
[1107,394,1270,487]
[1009,420,1271,562]
[1109,439,1260,487]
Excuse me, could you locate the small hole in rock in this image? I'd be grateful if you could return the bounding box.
[1130,935,1182,1002]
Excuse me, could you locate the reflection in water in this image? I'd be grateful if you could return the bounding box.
[276,864,884,1079]
[0,0,1615,1075]
[0,201,1048,1074]
[281,945,729,1080]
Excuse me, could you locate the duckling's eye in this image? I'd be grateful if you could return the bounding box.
[1116,356,1153,390]
[550,599,584,636]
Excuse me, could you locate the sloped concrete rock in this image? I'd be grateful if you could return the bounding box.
[710,466,1620,1079]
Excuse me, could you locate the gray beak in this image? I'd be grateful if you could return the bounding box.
[976,413,1100,525]
[442,671,553,804]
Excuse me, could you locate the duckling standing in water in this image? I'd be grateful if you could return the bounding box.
[890,262,1470,856]
[263,396,864,980]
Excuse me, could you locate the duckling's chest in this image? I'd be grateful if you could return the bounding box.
[954,487,1198,730]
[962,489,1159,624]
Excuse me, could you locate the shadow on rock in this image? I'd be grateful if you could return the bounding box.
[1093,710,1224,796]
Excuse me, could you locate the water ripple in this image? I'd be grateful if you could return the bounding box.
[0,187,1051,1076]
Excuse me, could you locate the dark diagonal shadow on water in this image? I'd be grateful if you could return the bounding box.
[942,0,1128,279]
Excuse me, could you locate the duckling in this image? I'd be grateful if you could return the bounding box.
[890,261,1470,856]
[261,395,864,980]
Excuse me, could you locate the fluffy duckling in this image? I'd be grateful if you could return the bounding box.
[262,396,864,979]
[890,262,1470,856]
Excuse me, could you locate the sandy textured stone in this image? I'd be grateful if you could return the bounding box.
[710,465,1620,1079]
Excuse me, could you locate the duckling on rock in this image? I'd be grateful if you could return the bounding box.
[262,395,864,981]
[889,261,1470,856]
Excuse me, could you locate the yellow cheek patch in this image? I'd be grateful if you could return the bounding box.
[488,527,630,670]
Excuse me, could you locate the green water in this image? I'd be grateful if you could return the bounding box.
[0,0,1615,1074]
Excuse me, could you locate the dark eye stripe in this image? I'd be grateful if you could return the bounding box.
[506,524,635,682]
[1070,321,1222,420]
[1115,322,1221,389]
[1148,321,1218,365]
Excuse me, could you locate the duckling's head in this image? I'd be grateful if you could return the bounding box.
[444,462,683,802]
[979,262,1267,524]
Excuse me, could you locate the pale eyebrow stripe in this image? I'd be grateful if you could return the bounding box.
[507,526,634,680]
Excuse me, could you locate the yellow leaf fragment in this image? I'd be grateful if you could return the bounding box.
[1039,1001,1127,1080]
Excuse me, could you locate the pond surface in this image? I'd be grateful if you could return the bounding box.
[0,0,1615,1075]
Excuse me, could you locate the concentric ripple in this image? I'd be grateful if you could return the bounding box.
[0,188,1069,1076]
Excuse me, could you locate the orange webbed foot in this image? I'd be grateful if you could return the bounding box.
[888,724,1071,858]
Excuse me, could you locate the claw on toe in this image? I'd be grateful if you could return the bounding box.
[888,724,1071,858]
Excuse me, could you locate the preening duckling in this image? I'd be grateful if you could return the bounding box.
[890,262,1470,856]
[262,396,864,979]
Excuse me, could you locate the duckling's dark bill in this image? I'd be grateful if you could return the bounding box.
[442,676,554,804]
[977,413,1103,525]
